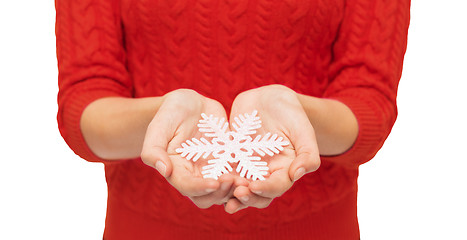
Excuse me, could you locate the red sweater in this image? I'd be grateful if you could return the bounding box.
[56,0,410,239]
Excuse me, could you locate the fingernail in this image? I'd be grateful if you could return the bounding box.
[251,190,262,195]
[234,206,246,214]
[206,188,216,193]
[155,161,167,177]
[294,167,306,181]
[240,196,249,202]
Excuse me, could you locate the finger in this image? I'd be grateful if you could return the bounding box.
[170,173,220,197]
[248,168,292,199]
[224,176,251,214]
[141,109,178,177]
[189,174,235,208]
[233,185,272,209]
[224,198,248,214]
[287,115,320,182]
[140,145,172,178]
[217,174,236,202]
[289,149,320,181]
[233,175,250,188]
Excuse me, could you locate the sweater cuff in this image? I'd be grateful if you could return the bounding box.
[58,88,124,163]
[320,91,389,168]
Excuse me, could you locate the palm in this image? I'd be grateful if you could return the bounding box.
[230,92,299,183]
[142,89,236,208]
[165,99,228,186]
[166,106,227,179]
[224,85,320,213]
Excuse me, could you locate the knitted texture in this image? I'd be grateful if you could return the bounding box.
[55,0,410,239]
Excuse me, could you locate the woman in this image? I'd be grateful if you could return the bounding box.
[56,0,410,239]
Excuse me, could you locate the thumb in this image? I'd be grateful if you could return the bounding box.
[288,150,320,182]
[140,111,175,178]
[141,146,173,178]
[287,120,320,182]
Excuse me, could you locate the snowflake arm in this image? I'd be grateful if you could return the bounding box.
[175,137,218,162]
[175,114,231,161]
[236,155,269,181]
[231,110,261,136]
[198,113,229,140]
[202,158,233,180]
[246,132,290,157]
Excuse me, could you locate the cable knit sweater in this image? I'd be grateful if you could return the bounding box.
[55,0,410,239]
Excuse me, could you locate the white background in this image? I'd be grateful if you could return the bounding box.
[0,1,466,239]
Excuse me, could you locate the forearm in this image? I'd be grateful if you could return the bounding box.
[296,94,358,156]
[81,96,163,160]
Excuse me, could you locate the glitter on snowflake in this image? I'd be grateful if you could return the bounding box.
[175,110,289,181]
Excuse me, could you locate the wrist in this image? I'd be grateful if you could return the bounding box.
[295,94,358,156]
[81,96,164,160]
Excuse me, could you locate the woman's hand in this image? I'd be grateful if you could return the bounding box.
[224,85,321,213]
[140,89,235,208]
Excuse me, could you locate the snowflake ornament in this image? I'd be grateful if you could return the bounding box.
[175,110,289,181]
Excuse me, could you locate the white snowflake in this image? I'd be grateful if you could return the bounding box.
[175,110,289,181]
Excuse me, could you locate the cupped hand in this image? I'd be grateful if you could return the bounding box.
[224,85,321,213]
[141,89,235,208]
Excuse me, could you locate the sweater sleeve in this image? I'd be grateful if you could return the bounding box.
[55,0,132,162]
[320,0,410,168]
